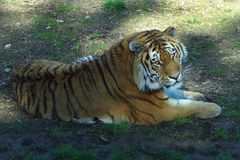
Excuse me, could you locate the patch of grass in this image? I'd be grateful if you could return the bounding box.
[186,52,198,63]
[186,16,202,25]
[232,37,240,49]
[25,153,48,160]
[54,144,96,160]
[157,150,188,160]
[204,40,216,50]
[89,32,101,40]
[132,0,150,11]
[103,0,126,11]
[211,128,229,140]
[72,40,82,52]
[214,154,233,160]
[146,131,158,141]
[85,42,108,54]
[10,120,24,131]
[54,3,76,15]
[222,100,240,118]
[126,147,141,159]
[172,117,192,127]
[234,128,240,141]
[51,126,64,139]
[107,152,125,160]
[101,122,130,135]
[212,68,226,77]
[2,0,23,4]
[223,8,232,13]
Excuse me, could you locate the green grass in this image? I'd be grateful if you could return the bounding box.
[85,42,108,54]
[54,3,76,15]
[172,117,192,127]
[10,120,24,131]
[157,150,189,160]
[211,128,229,140]
[212,68,226,77]
[132,0,150,11]
[107,152,125,160]
[232,37,240,49]
[214,154,233,160]
[101,122,130,135]
[222,100,240,118]
[234,127,240,141]
[51,126,64,139]
[203,40,216,50]
[89,32,101,40]
[54,144,96,160]
[2,0,23,4]
[25,153,48,160]
[103,0,126,11]
[186,16,202,25]
[186,52,198,63]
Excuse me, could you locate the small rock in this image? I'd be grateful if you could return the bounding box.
[56,19,64,23]
[16,23,21,26]
[46,26,51,29]
[4,44,11,49]
[4,68,11,73]
[85,15,90,19]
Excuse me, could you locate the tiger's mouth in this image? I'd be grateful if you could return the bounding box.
[164,80,182,89]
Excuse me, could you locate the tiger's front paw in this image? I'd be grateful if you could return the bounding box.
[197,103,222,119]
[184,91,206,101]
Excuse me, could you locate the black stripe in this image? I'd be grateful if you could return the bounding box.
[48,80,58,119]
[53,65,61,76]
[43,83,48,114]
[37,67,43,78]
[81,63,97,90]
[109,51,117,69]
[142,59,155,83]
[35,101,41,118]
[63,80,77,118]
[78,74,91,103]
[21,64,31,76]
[67,76,88,113]
[19,81,24,105]
[138,31,150,39]
[30,83,36,108]
[94,58,117,100]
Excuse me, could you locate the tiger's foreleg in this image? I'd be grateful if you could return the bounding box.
[160,99,222,121]
[164,88,206,101]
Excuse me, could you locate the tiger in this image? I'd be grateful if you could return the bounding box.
[11,27,222,125]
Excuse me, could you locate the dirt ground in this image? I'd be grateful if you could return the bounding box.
[0,0,240,160]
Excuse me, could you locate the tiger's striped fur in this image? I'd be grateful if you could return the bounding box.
[11,27,221,125]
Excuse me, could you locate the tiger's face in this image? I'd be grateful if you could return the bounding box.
[129,27,187,92]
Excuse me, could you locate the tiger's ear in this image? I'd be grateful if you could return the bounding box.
[129,40,144,54]
[163,27,176,37]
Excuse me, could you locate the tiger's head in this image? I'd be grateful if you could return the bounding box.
[128,27,187,92]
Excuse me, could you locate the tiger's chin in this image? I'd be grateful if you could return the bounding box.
[165,81,183,89]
